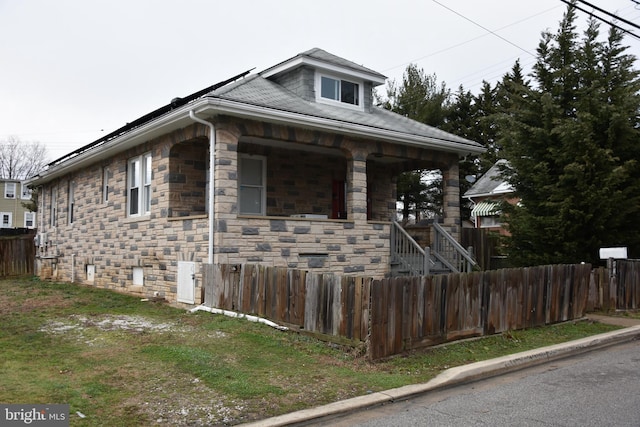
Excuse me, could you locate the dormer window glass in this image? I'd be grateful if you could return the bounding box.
[319,75,360,106]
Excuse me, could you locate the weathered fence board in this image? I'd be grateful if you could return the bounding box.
[202,261,639,360]
[369,264,599,359]
[617,260,640,310]
[0,235,35,277]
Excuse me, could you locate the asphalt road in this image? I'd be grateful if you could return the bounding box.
[313,339,640,427]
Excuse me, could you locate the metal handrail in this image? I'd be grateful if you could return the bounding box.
[432,221,478,272]
[390,221,430,276]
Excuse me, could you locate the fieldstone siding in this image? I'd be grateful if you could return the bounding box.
[36,117,462,304]
[37,126,211,303]
[166,137,209,217]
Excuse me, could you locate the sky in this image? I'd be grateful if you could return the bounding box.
[1,0,639,163]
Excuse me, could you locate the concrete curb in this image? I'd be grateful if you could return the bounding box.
[242,325,640,427]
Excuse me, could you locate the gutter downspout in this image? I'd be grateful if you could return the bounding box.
[465,195,478,228]
[39,186,44,233]
[189,111,215,264]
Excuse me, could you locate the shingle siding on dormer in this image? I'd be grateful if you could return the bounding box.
[270,66,316,102]
[363,81,374,111]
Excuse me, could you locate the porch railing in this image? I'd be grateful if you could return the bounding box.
[391,220,479,276]
[432,221,478,273]
[390,221,432,276]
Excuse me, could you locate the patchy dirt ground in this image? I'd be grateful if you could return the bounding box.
[39,314,247,425]
[41,314,189,334]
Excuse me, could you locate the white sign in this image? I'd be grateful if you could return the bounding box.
[599,247,628,259]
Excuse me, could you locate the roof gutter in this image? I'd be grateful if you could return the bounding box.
[189,111,216,265]
[200,97,485,156]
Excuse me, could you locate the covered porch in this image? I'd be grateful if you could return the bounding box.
[164,119,463,277]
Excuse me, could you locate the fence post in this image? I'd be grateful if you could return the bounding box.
[202,264,214,307]
[608,258,618,310]
[467,246,474,272]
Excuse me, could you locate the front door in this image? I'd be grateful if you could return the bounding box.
[332,180,346,219]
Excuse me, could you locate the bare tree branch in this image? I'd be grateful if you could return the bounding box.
[0,136,49,179]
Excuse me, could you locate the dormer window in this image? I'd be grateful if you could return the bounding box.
[320,76,359,105]
[317,73,363,110]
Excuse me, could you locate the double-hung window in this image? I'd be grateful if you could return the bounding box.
[318,74,361,107]
[0,212,12,228]
[103,167,110,204]
[238,154,266,215]
[21,183,31,200]
[50,187,57,227]
[24,212,35,228]
[5,182,16,199]
[68,181,75,225]
[128,153,152,217]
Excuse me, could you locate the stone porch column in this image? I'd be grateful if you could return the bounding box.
[347,148,368,222]
[212,122,242,264]
[442,161,461,241]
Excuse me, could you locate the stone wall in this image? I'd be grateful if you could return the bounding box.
[38,128,211,304]
[36,117,461,305]
[215,217,390,276]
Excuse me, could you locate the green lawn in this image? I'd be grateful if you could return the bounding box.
[0,277,622,426]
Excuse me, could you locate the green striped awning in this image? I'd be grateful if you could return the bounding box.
[471,201,500,217]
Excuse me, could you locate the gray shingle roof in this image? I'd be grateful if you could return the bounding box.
[41,48,484,175]
[263,47,387,82]
[209,74,482,150]
[464,159,513,197]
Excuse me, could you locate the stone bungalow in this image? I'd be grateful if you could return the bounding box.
[28,48,484,305]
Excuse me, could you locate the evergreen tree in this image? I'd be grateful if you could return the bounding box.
[443,86,484,221]
[500,5,640,266]
[382,64,451,126]
[381,65,452,222]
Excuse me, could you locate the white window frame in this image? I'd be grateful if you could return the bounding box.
[4,182,16,199]
[50,187,57,227]
[0,212,12,228]
[127,153,152,217]
[20,183,31,200]
[238,154,267,216]
[479,215,502,228]
[68,181,75,225]
[316,72,364,111]
[24,211,35,228]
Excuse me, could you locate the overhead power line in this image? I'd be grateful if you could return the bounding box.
[432,0,536,58]
[575,0,640,30]
[559,0,640,40]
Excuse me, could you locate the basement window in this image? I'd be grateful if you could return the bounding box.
[132,267,144,286]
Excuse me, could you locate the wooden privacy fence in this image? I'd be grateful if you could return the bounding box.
[590,259,640,311]
[0,234,35,277]
[370,264,591,359]
[203,263,598,359]
[203,264,370,343]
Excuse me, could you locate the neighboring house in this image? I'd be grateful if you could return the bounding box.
[28,48,484,304]
[0,179,36,229]
[464,159,515,235]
